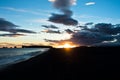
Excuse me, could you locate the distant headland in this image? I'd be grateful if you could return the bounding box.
[22,45,53,48]
[1,45,53,48]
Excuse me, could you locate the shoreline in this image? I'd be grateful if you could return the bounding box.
[0,48,49,71]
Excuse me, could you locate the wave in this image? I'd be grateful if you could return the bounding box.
[0,48,49,70]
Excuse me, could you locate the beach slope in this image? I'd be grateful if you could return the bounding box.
[0,47,120,79]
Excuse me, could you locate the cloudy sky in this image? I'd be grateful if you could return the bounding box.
[0,0,120,47]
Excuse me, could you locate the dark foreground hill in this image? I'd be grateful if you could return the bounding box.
[0,47,120,80]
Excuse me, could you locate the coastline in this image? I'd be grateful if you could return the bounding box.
[0,48,49,70]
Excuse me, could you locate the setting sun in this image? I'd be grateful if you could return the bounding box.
[56,43,76,48]
[64,43,72,48]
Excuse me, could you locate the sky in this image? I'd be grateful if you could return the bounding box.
[0,0,120,48]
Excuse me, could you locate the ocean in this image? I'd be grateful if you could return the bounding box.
[0,48,49,69]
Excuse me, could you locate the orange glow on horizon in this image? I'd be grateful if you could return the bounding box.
[56,43,77,48]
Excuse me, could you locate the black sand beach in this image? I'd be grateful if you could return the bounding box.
[0,47,120,80]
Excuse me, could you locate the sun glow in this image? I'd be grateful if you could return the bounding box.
[57,43,76,48]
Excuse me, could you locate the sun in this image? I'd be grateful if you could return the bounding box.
[63,43,72,48]
[57,43,76,48]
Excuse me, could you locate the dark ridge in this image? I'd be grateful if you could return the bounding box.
[22,45,53,48]
[0,47,120,79]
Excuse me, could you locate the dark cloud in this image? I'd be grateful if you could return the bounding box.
[70,31,114,46]
[41,25,59,29]
[0,18,36,34]
[44,39,60,43]
[69,23,120,46]
[0,33,25,37]
[48,0,78,25]
[12,29,36,33]
[42,29,61,34]
[0,18,18,32]
[65,29,74,34]
[44,23,120,46]
[0,18,18,28]
[77,25,87,29]
[84,23,120,35]
[48,14,78,25]
[85,22,93,25]
[74,29,80,32]
[91,39,120,47]
[50,0,75,15]
[52,0,75,9]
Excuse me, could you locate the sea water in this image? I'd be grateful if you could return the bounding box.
[0,48,49,69]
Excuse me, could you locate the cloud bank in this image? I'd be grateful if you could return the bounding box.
[0,18,36,37]
[70,23,120,46]
[45,23,120,47]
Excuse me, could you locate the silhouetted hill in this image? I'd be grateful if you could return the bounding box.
[0,47,120,80]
